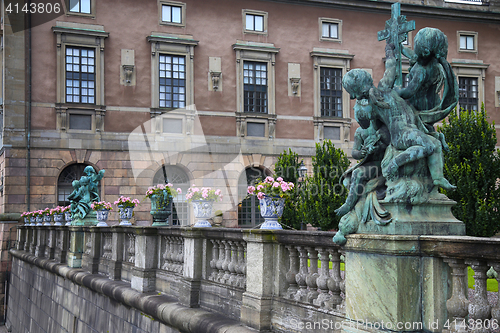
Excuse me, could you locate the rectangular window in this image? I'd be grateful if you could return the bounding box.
[69,114,92,130]
[460,35,475,50]
[163,118,183,133]
[324,126,340,141]
[162,4,182,23]
[459,77,478,111]
[320,67,342,117]
[159,55,186,109]
[69,0,91,14]
[246,14,264,32]
[65,47,95,104]
[247,122,265,137]
[243,62,267,113]
[322,22,338,39]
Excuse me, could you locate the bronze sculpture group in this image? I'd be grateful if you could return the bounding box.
[333,5,459,244]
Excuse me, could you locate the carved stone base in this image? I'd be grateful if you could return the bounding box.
[357,198,465,235]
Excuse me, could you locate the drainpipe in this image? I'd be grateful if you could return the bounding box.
[26,1,32,211]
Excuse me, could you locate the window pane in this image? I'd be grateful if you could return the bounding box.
[247,122,265,137]
[254,15,264,31]
[69,0,79,12]
[466,36,474,50]
[172,6,182,23]
[69,114,92,130]
[163,118,183,134]
[330,24,338,38]
[81,0,91,14]
[322,23,329,37]
[324,126,341,140]
[246,14,254,30]
[162,5,171,22]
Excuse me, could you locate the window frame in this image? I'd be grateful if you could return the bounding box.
[319,18,342,43]
[457,31,478,54]
[242,9,268,35]
[234,41,279,139]
[158,0,186,27]
[243,61,268,114]
[451,59,489,113]
[458,76,479,112]
[311,48,353,142]
[52,23,108,132]
[65,0,95,18]
[147,34,198,111]
[65,46,96,105]
[158,54,187,109]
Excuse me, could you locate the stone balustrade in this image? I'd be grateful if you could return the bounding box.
[12,225,500,332]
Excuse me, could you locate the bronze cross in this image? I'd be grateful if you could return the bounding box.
[377,3,415,87]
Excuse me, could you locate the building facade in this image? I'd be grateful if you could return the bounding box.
[1,0,500,227]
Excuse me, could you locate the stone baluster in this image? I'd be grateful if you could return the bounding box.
[236,241,247,289]
[221,240,232,284]
[84,233,92,256]
[444,258,469,333]
[306,247,319,304]
[174,237,183,274]
[209,239,219,281]
[228,241,239,287]
[29,228,36,254]
[467,260,492,333]
[489,262,500,323]
[285,245,299,299]
[164,236,171,269]
[131,228,157,293]
[45,227,56,259]
[16,227,26,251]
[329,249,344,311]
[82,228,101,274]
[216,239,225,282]
[314,247,332,309]
[54,228,69,263]
[35,227,46,257]
[127,233,135,263]
[102,233,112,259]
[294,246,309,302]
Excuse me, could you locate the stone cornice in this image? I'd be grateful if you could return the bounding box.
[263,0,500,23]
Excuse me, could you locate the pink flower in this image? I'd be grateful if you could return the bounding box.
[202,192,208,198]
[257,184,264,191]
[177,188,182,194]
[288,182,294,189]
[265,176,274,183]
[257,192,265,200]
[247,186,255,194]
[281,183,289,191]
[167,183,173,187]
[277,177,283,182]
[272,182,279,188]
[215,189,221,196]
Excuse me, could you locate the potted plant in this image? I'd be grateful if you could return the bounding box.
[33,210,44,225]
[145,183,180,226]
[91,201,113,227]
[186,186,223,227]
[50,206,67,226]
[21,211,31,225]
[63,205,72,225]
[42,207,52,225]
[114,196,140,226]
[247,176,295,229]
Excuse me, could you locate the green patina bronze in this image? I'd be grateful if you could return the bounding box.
[68,166,105,224]
[333,3,461,245]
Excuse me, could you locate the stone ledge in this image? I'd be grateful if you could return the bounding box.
[9,249,257,333]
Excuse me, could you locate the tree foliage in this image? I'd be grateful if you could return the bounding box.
[437,106,500,237]
[274,148,302,229]
[298,140,350,231]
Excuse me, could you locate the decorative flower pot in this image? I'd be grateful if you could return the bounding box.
[118,205,134,226]
[64,211,72,226]
[30,217,36,226]
[23,217,29,225]
[53,214,64,226]
[96,209,110,227]
[259,196,285,229]
[192,200,214,227]
[150,192,172,227]
[35,216,43,226]
[43,214,52,226]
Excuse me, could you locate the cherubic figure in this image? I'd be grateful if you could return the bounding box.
[396,27,458,149]
[335,108,390,216]
[342,43,455,190]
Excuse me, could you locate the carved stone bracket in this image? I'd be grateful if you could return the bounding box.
[290,78,300,95]
[210,71,221,91]
[122,64,134,84]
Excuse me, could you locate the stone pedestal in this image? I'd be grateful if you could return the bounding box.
[343,235,451,332]
[67,227,84,268]
[179,228,204,307]
[240,230,275,331]
[72,211,98,226]
[131,228,157,293]
[357,199,465,236]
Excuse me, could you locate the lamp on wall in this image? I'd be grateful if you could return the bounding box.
[298,160,307,182]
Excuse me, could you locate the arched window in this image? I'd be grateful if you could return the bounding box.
[238,167,269,228]
[153,165,190,226]
[57,163,101,206]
